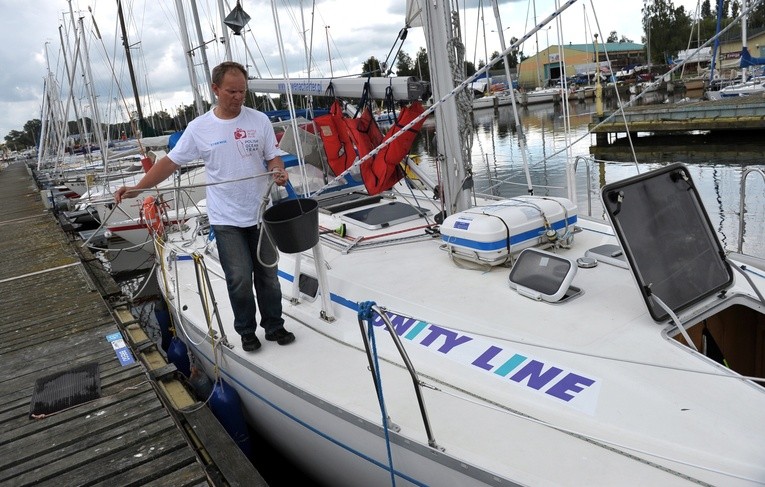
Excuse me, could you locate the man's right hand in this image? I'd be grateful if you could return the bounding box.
[114,186,140,203]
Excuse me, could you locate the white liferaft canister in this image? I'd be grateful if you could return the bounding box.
[440,196,578,265]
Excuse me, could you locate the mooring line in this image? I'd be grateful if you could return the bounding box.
[0,261,82,284]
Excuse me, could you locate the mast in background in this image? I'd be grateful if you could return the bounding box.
[174,0,207,117]
[117,0,152,136]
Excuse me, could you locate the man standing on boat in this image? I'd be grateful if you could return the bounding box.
[114,61,295,352]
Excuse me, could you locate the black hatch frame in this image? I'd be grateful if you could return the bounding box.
[601,163,733,322]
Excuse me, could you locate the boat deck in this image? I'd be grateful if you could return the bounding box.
[0,161,264,486]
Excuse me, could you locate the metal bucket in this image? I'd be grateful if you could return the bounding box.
[262,198,319,253]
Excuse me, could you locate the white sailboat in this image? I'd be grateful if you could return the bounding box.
[150,1,765,486]
[704,0,765,100]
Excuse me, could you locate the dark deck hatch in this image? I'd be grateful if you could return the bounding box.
[601,163,733,321]
[340,201,429,230]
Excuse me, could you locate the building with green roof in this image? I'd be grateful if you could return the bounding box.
[517,41,645,89]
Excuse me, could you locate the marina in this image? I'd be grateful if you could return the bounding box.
[4,0,765,485]
[9,88,765,487]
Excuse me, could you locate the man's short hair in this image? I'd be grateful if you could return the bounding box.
[212,61,247,85]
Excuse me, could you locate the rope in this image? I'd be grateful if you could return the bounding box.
[358,301,397,486]
[256,180,281,269]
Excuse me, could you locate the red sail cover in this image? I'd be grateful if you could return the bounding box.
[360,101,426,195]
[313,100,355,175]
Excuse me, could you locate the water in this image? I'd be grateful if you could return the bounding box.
[410,96,765,258]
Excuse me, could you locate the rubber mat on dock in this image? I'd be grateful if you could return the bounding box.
[29,362,101,418]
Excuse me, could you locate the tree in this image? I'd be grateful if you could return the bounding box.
[490,51,505,72]
[396,51,415,76]
[3,119,41,151]
[701,0,712,18]
[464,60,477,77]
[361,56,383,77]
[607,31,619,43]
[642,0,693,64]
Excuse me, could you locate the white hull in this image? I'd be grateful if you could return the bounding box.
[106,201,206,248]
[705,78,765,100]
[519,87,562,105]
[148,2,765,485]
[157,185,765,486]
[472,91,516,110]
[76,165,207,231]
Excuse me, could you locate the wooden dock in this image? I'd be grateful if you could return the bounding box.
[0,161,265,486]
[589,94,765,144]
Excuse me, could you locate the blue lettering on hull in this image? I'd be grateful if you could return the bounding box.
[372,312,599,413]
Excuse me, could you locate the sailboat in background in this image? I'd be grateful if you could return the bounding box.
[705,0,765,99]
[470,0,516,111]
[143,0,765,485]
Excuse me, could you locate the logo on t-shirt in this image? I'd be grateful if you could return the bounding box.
[235,128,261,157]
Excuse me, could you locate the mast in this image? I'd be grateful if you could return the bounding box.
[117,0,145,134]
[325,25,334,77]
[37,63,51,171]
[491,0,533,195]
[480,0,491,95]
[741,0,749,82]
[58,22,85,150]
[189,0,215,102]
[65,0,88,151]
[217,0,232,60]
[78,16,108,167]
[421,0,473,214]
[533,0,543,87]
[174,0,207,117]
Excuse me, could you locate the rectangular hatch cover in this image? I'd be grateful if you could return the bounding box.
[601,163,733,321]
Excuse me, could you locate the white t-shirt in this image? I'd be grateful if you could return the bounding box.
[168,107,282,227]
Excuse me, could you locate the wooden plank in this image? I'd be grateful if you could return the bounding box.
[140,463,212,487]
[184,406,268,487]
[0,377,153,451]
[21,417,188,486]
[0,393,167,481]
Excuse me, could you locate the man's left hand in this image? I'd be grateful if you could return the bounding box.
[273,167,289,187]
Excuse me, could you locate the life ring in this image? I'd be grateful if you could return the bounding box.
[141,196,164,235]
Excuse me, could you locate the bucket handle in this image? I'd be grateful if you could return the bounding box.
[257,181,280,269]
[285,180,312,215]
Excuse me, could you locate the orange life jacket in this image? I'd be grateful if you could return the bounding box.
[313,100,355,176]
[344,104,384,160]
[360,101,426,195]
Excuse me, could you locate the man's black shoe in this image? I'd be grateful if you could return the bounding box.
[242,334,261,352]
[265,328,295,345]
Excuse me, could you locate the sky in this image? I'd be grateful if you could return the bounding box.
[0,0,700,143]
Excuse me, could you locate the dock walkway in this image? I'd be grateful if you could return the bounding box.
[589,94,765,143]
[0,161,264,486]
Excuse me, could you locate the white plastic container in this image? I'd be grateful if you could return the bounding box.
[440,196,578,266]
